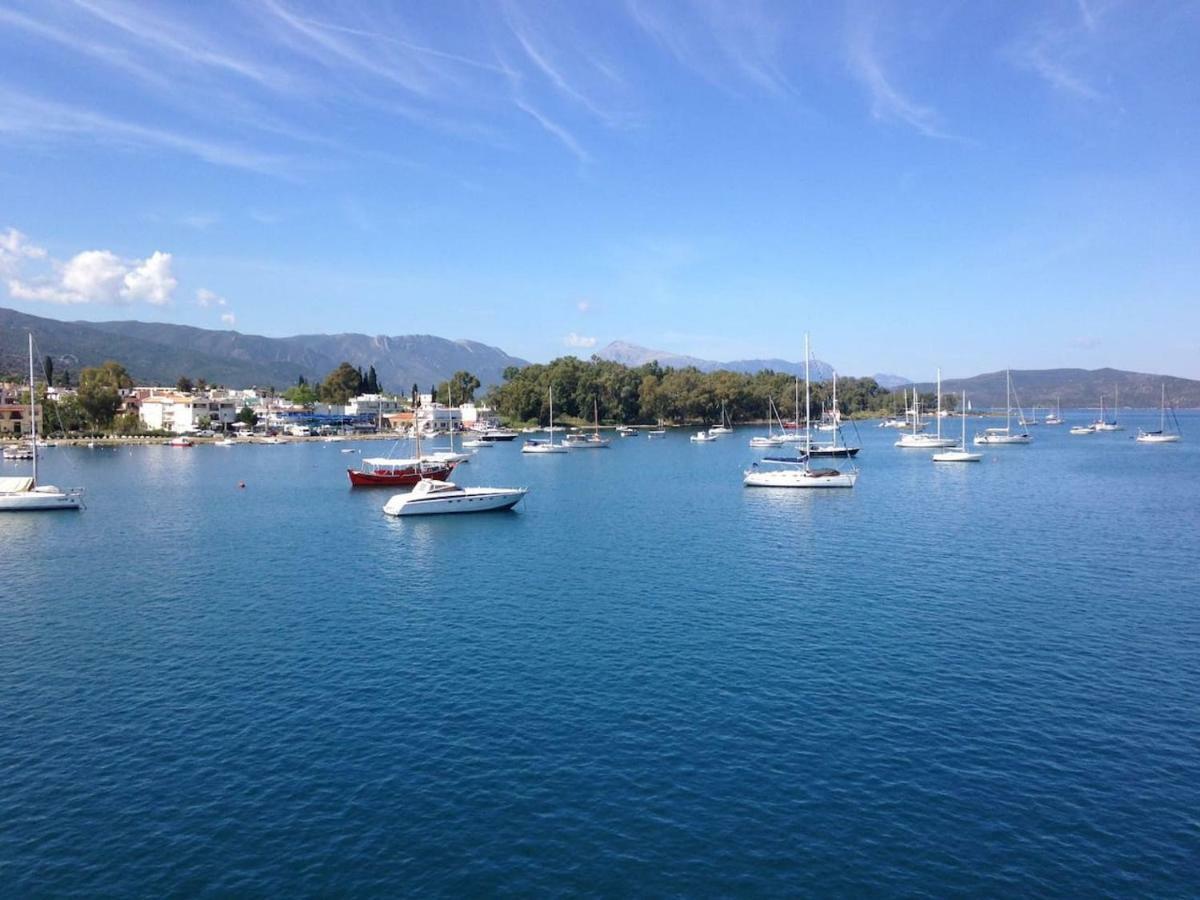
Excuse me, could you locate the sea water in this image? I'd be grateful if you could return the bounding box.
[2,413,1197,895]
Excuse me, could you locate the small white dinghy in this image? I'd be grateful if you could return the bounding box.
[382,479,527,516]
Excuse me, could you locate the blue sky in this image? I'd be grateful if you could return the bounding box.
[1,0,1198,378]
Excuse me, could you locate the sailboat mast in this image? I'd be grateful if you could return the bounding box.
[936,368,943,440]
[832,371,840,449]
[549,386,555,446]
[1161,383,1167,432]
[28,332,37,485]
[804,334,812,462]
[961,391,967,447]
[1006,370,1012,431]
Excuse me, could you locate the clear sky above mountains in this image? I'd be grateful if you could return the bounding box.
[1,1,1197,377]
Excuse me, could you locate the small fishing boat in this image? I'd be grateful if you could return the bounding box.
[562,399,610,448]
[1069,424,1096,435]
[690,430,716,443]
[165,436,194,447]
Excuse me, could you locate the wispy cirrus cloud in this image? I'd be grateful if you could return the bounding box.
[626,0,791,96]
[845,10,959,141]
[1006,4,1107,103]
[0,86,293,173]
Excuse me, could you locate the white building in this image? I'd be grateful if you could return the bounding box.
[139,393,239,433]
[346,394,405,417]
[460,402,499,430]
[415,395,462,433]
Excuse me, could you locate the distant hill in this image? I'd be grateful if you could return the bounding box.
[0,307,527,390]
[913,369,1200,409]
[597,340,839,381]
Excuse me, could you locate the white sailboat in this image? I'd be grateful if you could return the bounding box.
[1045,396,1063,426]
[744,335,858,489]
[805,371,861,457]
[896,369,957,448]
[522,386,569,453]
[0,333,84,512]
[973,370,1032,445]
[563,399,611,448]
[1136,383,1182,444]
[708,401,733,436]
[749,396,786,447]
[1092,386,1124,431]
[932,392,983,462]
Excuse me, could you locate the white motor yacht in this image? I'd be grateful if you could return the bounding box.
[382,479,527,516]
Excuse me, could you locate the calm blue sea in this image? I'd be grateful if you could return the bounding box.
[2,412,1198,896]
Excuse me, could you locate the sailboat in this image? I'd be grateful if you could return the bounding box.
[932,392,983,462]
[1045,396,1063,426]
[744,335,858,489]
[424,383,474,465]
[778,378,806,442]
[1092,386,1124,431]
[708,401,733,436]
[563,399,611,448]
[523,386,569,453]
[896,369,957,448]
[973,370,1032,445]
[749,396,786,447]
[348,394,458,486]
[0,333,84,511]
[804,371,861,457]
[1136,383,1182,444]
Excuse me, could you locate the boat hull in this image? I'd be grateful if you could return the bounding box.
[1135,433,1180,444]
[0,489,84,511]
[932,450,983,463]
[744,468,857,489]
[806,446,860,458]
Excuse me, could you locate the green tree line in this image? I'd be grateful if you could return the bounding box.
[486,357,944,425]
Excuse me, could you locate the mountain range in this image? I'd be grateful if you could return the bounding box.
[911,369,1200,410]
[596,340,909,388]
[0,307,528,391]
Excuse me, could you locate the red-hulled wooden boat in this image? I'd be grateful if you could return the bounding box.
[347,456,457,487]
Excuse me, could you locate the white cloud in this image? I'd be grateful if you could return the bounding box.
[0,227,46,275]
[3,228,178,306]
[121,251,177,305]
[577,299,591,313]
[196,287,228,307]
[220,312,237,326]
[564,331,597,348]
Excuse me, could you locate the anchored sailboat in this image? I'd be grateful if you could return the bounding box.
[744,335,857,489]
[973,370,1032,445]
[0,334,84,512]
[1136,384,1182,444]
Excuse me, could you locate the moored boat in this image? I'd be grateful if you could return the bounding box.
[348,457,455,486]
[382,478,527,516]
